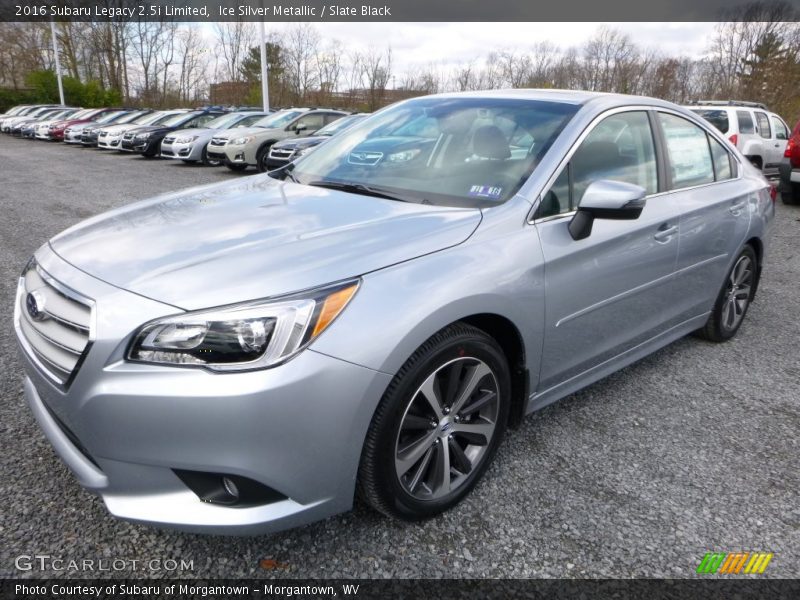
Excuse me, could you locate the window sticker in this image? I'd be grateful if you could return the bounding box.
[468,185,503,199]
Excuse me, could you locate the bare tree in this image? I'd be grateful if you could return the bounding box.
[360,46,392,110]
[284,23,321,103]
[214,21,254,83]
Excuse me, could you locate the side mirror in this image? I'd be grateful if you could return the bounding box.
[292,124,308,133]
[568,180,647,241]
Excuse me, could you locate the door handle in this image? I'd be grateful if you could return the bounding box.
[730,201,747,214]
[654,224,678,242]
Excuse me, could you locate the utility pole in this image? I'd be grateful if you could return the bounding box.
[259,19,270,111]
[50,20,65,105]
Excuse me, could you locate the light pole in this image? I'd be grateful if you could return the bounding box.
[50,20,65,106]
[259,16,270,111]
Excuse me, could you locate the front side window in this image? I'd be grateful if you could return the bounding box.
[659,113,715,189]
[737,111,755,134]
[755,111,771,139]
[772,117,789,140]
[536,111,657,218]
[292,113,325,132]
[282,97,579,208]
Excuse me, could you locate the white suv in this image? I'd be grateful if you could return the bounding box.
[687,101,790,176]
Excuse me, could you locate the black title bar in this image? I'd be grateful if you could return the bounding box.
[2,0,800,22]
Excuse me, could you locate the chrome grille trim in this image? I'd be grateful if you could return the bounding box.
[14,260,95,388]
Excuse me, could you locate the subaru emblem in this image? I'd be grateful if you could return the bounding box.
[26,291,46,322]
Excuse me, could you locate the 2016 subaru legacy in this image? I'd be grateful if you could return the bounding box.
[15,90,774,534]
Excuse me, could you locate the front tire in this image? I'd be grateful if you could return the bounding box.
[256,144,274,173]
[781,183,800,205]
[696,245,757,342]
[358,323,510,520]
[201,144,221,167]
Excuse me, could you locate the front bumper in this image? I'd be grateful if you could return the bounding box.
[99,135,122,149]
[161,139,200,160]
[16,248,391,534]
[63,130,84,144]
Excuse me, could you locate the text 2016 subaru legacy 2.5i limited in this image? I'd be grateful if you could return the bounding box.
[15,90,774,534]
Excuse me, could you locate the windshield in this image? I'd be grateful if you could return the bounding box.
[161,111,198,127]
[281,97,578,207]
[691,109,729,134]
[253,110,306,129]
[134,112,166,125]
[316,114,368,136]
[203,113,246,129]
[114,111,148,124]
[96,111,126,124]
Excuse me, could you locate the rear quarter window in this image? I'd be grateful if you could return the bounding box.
[692,109,729,134]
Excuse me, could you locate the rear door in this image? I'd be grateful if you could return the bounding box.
[754,110,779,172]
[655,111,751,321]
[534,109,683,392]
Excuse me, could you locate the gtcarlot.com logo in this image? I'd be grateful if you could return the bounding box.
[15,554,194,572]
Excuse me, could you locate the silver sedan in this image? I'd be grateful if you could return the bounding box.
[15,90,774,534]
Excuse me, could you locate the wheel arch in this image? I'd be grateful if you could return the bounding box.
[458,313,529,429]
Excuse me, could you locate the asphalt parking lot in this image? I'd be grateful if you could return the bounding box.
[1,135,798,579]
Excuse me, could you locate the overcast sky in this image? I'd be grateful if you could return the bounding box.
[225,22,720,76]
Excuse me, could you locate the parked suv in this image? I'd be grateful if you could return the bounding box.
[266,113,369,169]
[160,111,269,165]
[779,118,800,204]
[688,101,789,175]
[206,108,347,172]
[14,91,773,534]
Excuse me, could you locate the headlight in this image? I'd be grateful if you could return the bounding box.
[230,136,254,145]
[135,132,151,140]
[128,280,359,371]
[175,135,198,144]
[387,149,421,162]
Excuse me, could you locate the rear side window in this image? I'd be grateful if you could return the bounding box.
[708,136,733,181]
[754,112,771,139]
[691,109,729,134]
[737,111,755,134]
[658,113,715,189]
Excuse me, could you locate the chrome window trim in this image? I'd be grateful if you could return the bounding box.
[527,104,743,225]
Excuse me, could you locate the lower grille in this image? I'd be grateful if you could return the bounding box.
[16,261,93,386]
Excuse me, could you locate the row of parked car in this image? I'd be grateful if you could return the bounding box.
[1,100,797,202]
[0,103,370,173]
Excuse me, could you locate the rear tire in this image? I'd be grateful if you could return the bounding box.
[358,323,510,520]
[695,245,757,342]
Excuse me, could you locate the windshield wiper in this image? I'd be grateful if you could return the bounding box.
[306,180,410,202]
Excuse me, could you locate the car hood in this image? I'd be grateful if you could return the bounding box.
[165,127,215,139]
[274,136,327,150]
[49,175,482,310]
[216,126,280,140]
[126,125,169,135]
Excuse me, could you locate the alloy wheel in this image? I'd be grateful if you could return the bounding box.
[721,254,753,332]
[394,357,499,500]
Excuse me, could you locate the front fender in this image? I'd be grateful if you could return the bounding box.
[310,221,546,386]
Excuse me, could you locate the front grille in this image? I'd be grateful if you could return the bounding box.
[123,132,135,140]
[163,136,175,144]
[98,131,107,138]
[210,137,228,146]
[17,262,92,386]
[269,148,294,159]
